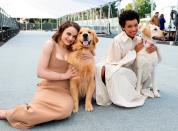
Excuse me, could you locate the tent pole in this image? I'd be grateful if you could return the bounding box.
[25,20,27,30]
[82,12,84,20]
[151,0,154,16]
[94,8,96,20]
[87,10,90,20]
[89,10,91,20]
[93,9,95,20]
[100,5,102,19]
[41,19,42,30]
[56,18,58,29]
[108,2,111,19]
[117,0,121,16]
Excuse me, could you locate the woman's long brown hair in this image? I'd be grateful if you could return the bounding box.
[52,21,80,50]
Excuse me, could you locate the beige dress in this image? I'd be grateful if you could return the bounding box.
[6,44,73,129]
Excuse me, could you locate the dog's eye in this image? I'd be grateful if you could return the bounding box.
[79,32,82,34]
[88,31,91,34]
[154,28,157,31]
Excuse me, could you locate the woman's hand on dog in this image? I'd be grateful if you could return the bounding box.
[135,43,144,53]
[146,44,157,53]
[63,65,78,79]
[135,41,157,53]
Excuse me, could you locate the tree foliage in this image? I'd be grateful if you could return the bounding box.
[125,3,133,10]
[124,0,156,18]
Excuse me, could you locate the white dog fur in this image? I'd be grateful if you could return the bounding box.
[134,24,164,98]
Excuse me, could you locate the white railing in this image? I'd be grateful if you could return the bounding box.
[76,18,121,34]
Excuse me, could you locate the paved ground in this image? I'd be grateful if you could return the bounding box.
[0,31,178,131]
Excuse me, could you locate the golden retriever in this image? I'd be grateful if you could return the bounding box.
[134,24,165,98]
[67,28,99,112]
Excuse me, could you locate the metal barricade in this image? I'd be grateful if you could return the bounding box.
[0,7,20,42]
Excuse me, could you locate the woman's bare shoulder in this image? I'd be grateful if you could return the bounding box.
[44,39,56,47]
[43,39,56,50]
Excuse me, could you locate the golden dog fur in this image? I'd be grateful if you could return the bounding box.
[67,28,99,112]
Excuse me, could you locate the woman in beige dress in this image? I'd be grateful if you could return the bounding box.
[0,21,80,129]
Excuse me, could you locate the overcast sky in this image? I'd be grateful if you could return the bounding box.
[0,0,177,18]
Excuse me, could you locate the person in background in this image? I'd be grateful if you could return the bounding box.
[150,12,160,27]
[159,14,166,30]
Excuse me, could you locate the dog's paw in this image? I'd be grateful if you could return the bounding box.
[85,102,93,112]
[135,89,141,95]
[153,90,160,98]
[141,89,154,98]
[135,85,142,93]
[73,105,79,113]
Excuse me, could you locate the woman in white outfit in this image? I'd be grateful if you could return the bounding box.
[95,10,157,107]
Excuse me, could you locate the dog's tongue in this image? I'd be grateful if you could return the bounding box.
[83,41,89,46]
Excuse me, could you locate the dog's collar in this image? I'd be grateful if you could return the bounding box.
[143,39,154,46]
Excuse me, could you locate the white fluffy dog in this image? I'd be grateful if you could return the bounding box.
[134,24,165,98]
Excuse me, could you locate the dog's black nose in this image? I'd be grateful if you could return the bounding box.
[163,31,167,36]
[83,33,88,38]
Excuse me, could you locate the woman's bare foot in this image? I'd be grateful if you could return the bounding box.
[0,109,6,120]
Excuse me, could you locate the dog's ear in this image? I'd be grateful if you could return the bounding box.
[71,37,81,51]
[142,26,151,38]
[91,30,99,44]
[138,24,143,32]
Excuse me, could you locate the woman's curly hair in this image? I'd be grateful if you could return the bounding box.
[119,10,140,28]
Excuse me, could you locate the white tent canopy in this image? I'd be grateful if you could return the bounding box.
[0,0,117,18]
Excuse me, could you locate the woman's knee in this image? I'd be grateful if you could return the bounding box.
[59,97,74,119]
